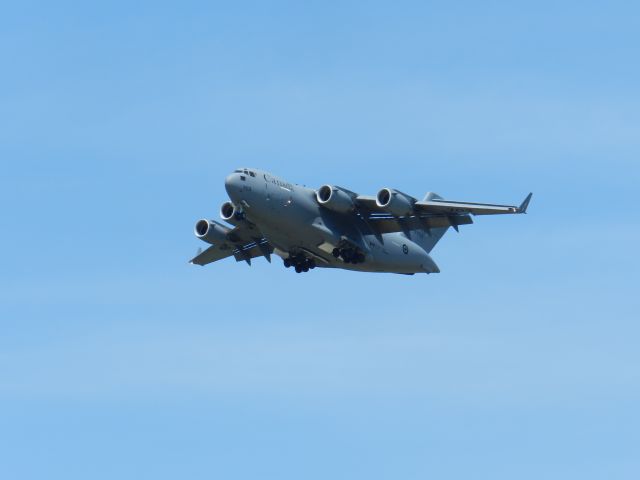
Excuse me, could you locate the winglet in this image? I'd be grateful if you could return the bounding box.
[517,193,533,214]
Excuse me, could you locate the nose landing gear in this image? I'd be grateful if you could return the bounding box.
[283,254,316,273]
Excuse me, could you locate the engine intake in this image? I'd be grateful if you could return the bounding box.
[316,185,354,213]
[220,201,237,221]
[376,188,415,217]
[194,219,230,245]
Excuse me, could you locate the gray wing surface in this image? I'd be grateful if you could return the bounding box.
[356,193,531,217]
[415,193,532,216]
[190,244,235,266]
[359,213,473,234]
[190,224,273,266]
[354,193,531,235]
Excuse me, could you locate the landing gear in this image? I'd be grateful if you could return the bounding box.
[342,248,353,263]
[284,246,363,273]
[286,254,316,273]
[334,246,366,265]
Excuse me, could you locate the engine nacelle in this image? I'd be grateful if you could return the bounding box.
[316,185,354,213]
[220,201,238,221]
[194,219,230,245]
[376,188,415,217]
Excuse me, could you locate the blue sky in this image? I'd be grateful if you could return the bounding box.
[1,1,639,478]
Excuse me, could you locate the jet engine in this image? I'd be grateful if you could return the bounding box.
[376,188,415,217]
[194,219,230,245]
[316,185,354,213]
[220,201,238,221]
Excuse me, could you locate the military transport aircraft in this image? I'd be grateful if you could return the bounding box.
[190,168,532,275]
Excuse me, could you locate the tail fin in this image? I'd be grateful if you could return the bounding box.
[423,192,443,202]
[411,192,450,253]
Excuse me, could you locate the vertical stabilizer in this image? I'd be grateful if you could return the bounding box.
[423,192,443,202]
[410,192,449,253]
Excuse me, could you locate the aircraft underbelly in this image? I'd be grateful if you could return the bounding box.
[370,234,440,273]
[249,196,438,274]
[258,219,437,273]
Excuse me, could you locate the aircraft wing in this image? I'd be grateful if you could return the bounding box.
[354,195,380,212]
[190,224,273,266]
[190,243,235,266]
[356,193,532,217]
[361,213,474,234]
[354,193,531,235]
[415,193,532,216]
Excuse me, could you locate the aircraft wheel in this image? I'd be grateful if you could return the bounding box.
[332,248,340,258]
[303,266,309,273]
[284,259,291,268]
[308,259,316,269]
[295,265,303,273]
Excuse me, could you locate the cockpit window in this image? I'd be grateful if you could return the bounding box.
[240,175,246,181]
[234,169,243,173]
[249,171,256,177]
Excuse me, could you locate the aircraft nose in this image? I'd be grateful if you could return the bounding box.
[225,173,241,197]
